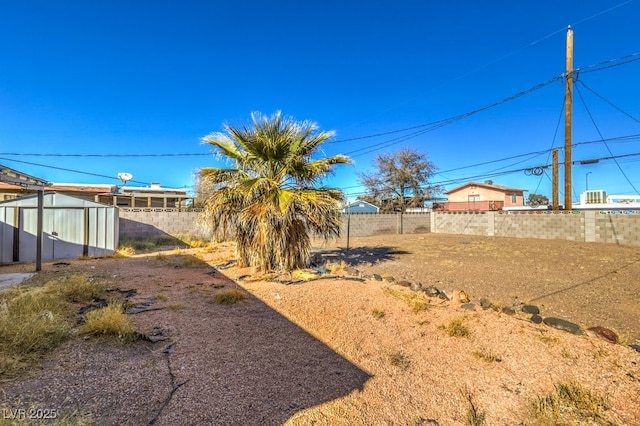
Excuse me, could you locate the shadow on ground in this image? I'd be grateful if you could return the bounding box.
[314,246,410,267]
[1,253,371,425]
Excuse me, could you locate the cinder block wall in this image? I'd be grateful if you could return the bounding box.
[118,209,211,239]
[119,210,431,239]
[118,208,640,247]
[431,210,640,246]
[339,213,430,237]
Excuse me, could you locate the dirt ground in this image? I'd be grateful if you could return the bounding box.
[1,233,640,425]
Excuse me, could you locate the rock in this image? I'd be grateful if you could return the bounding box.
[423,286,440,297]
[501,307,516,315]
[454,290,470,303]
[372,274,383,281]
[630,344,640,353]
[479,298,492,310]
[397,280,411,287]
[543,317,583,335]
[586,326,619,344]
[460,303,476,311]
[344,267,360,276]
[410,282,422,292]
[137,327,170,343]
[314,265,329,275]
[530,314,543,324]
[384,276,396,283]
[521,305,540,315]
[437,291,450,301]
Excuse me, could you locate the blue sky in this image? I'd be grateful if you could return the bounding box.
[1,1,639,202]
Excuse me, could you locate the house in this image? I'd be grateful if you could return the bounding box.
[0,181,193,208]
[110,182,191,208]
[341,200,380,214]
[437,182,526,211]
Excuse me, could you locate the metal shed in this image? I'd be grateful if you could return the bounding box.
[0,193,119,263]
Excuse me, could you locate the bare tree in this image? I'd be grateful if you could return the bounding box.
[359,147,439,213]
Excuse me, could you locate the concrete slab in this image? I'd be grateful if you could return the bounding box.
[0,273,36,291]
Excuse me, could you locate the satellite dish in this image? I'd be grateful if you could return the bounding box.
[117,172,133,186]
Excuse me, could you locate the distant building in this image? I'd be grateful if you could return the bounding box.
[99,182,191,208]
[437,182,526,211]
[0,181,192,208]
[341,200,380,214]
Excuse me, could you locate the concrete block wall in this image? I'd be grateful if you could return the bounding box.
[431,211,490,235]
[118,208,210,239]
[339,213,430,237]
[595,212,640,244]
[432,210,640,246]
[118,208,640,247]
[493,211,584,240]
[119,209,430,239]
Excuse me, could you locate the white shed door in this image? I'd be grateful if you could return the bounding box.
[20,208,85,261]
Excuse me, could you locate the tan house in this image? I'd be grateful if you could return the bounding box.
[437,182,526,211]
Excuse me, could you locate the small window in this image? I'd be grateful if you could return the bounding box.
[468,195,479,202]
[511,194,517,203]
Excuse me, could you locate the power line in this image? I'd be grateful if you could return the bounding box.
[0,157,151,185]
[575,84,640,194]
[577,80,640,124]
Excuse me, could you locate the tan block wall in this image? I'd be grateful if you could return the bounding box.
[118,208,211,239]
[119,210,431,239]
[432,210,640,246]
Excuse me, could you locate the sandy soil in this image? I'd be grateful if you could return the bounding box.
[1,233,639,425]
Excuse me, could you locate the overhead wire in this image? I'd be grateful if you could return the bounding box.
[574,83,640,194]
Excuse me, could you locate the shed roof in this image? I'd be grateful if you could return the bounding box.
[0,192,115,208]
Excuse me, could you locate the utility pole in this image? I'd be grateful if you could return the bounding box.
[552,149,559,210]
[564,26,574,210]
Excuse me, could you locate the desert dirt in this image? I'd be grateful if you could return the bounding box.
[1,233,640,425]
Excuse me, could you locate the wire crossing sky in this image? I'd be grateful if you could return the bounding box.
[1,1,639,199]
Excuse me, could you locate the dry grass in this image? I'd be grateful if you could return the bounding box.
[0,288,70,359]
[80,303,135,339]
[442,317,471,337]
[387,351,410,369]
[51,274,106,303]
[383,287,429,312]
[326,260,348,275]
[212,289,247,305]
[526,382,612,425]
[371,308,385,319]
[472,347,502,363]
[463,389,487,426]
[0,272,108,378]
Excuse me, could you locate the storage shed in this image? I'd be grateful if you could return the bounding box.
[0,193,119,263]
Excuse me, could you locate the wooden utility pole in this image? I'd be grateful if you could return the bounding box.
[552,149,559,210]
[564,26,574,210]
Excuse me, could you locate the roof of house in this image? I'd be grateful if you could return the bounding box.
[343,200,380,210]
[0,182,116,193]
[0,164,49,189]
[445,182,526,194]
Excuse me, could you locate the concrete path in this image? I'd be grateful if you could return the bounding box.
[0,273,36,291]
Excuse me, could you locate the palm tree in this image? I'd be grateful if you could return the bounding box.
[199,111,351,271]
